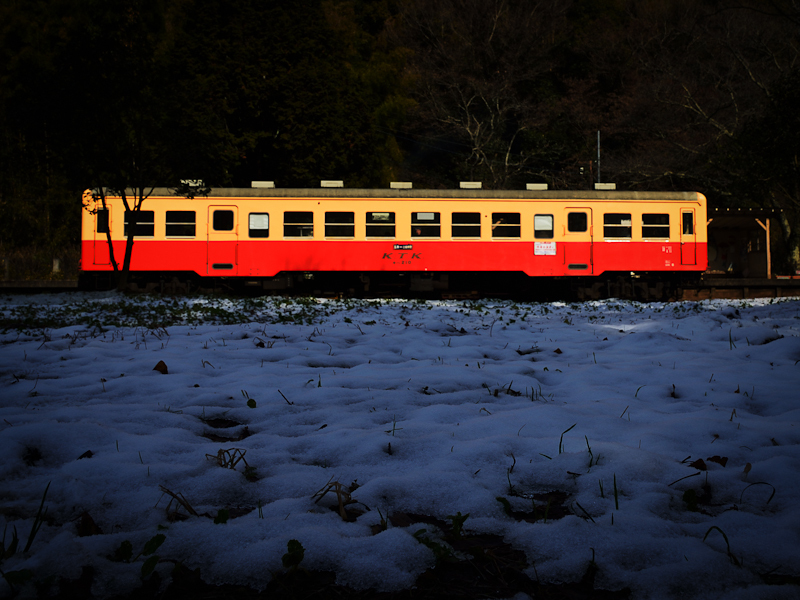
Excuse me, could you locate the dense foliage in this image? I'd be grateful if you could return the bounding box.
[1,0,798,277]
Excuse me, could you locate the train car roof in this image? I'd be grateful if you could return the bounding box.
[118,187,704,201]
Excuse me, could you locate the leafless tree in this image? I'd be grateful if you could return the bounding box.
[560,0,800,268]
[625,0,800,268]
[394,0,572,189]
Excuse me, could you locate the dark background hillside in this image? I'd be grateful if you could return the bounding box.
[1,0,798,278]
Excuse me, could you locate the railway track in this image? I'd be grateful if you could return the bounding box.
[2,277,799,301]
[0,280,79,293]
[678,277,800,300]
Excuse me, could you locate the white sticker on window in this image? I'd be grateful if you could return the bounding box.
[534,215,553,231]
[250,214,269,229]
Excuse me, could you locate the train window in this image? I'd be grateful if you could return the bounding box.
[325,212,354,237]
[249,213,269,238]
[534,214,554,239]
[213,210,234,231]
[284,211,314,237]
[642,214,669,238]
[412,212,440,238]
[567,212,587,232]
[491,213,520,238]
[682,212,694,235]
[452,212,481,237]
[124,210,155,237]
[603,213,631,238]
[366,212,395,237]
[166,211,196,237]
[96,209,109,234]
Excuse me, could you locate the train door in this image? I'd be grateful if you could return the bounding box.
[94,207,111,265]
[207,206,238,275]
[563,208,593,274]
[680,209,696,265]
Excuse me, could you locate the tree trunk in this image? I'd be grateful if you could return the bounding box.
[115,188,137,292]
[116,233,136,291]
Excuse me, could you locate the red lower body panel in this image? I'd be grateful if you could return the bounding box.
[81,240,708,277]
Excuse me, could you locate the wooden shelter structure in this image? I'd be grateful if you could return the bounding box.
[706,207,781,279]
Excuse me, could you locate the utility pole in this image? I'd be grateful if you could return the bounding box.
[597,131,601,184]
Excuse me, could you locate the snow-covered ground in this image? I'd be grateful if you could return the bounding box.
[1,292,799,599]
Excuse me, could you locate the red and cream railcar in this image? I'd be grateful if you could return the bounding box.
[81,187,707,290]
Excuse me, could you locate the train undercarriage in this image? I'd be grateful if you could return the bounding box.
[78,270,705,302]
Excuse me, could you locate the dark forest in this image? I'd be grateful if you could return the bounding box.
[1,0,798,277]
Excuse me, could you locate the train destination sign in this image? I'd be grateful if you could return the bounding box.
[534,242,556,255]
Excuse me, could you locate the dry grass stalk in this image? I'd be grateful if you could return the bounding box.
[206,448,249,470]
[311,476,358,521]
[157,485,199,518]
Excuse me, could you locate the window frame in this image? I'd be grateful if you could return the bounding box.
[96,209,110,234]
[682,211,694,235]
[534,214,554,239]
[324,211,355,238]
[603,213,632,239]
[212,210,235,232]
[567,212,588,233]
[248,213,270,238]
[641,213,670,239]
[165,210,196,238]
[366,211,395,238]
[124,210,155,237]
[411,212,441,238]
[283,211,314,238]
[491,212,521,238]
[451,212,481,238]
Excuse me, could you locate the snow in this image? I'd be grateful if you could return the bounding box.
[1,292,799,599]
